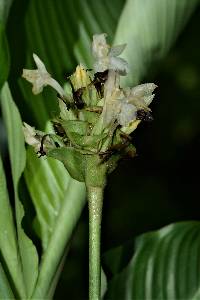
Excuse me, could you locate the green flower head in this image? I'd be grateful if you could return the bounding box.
[23,34,157,185]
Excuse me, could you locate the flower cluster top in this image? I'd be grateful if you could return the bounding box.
[22,34,157,181]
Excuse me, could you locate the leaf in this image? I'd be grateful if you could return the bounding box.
[48,147,86,182]
[114,0,199,85]
[24,148,86,298]
[0,262,15,299]
[0,82,38,298]
[0,0,12,89]
[0,155,25,298]
[0,0,13,23]
[105,221,200,300]
[101,267,107,299]
[0,24,10,89]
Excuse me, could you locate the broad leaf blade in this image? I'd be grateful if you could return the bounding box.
[24,147,86,298]
[0,262,15,299]
[114,0,199,85]
[0,0,13,23]
[0,83,39,298]
[0,0,12,89]
[0,24,10,89]
[0,155,26,298]
[105,221,200,300]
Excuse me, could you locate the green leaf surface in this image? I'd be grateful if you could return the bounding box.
[0,24,10,89]
[0,0,13,23]
[0,156,25,298]
[115,0,200,85]
[0,83,38,298]
[0,0,12,89]
[105,221,200,300]
[0,262,15,299]
[24,148,86,298]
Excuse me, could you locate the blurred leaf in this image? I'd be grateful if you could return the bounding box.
[25,148,86,298]
[114,0,200,85]
[0,262,14,299]
[0,0,13,23]
[0,0,12,88]
[0,83,38,298]
[101,267,107,299]
[105,221,200,300]
[0,24,9,89]
[0,155,25,298]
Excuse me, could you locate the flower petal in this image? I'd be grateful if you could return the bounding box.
[109,56,129,75]
[118,102,137,126]
[23,122,41,152]
[92,33,109,59]
[109,44,126,57]
[22,53,65,96]
[33,53,48,73]
[131,83,157,98]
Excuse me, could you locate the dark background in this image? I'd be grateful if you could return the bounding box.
[0,2,200,299]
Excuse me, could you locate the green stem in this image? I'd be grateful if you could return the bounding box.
[87,186,104,300]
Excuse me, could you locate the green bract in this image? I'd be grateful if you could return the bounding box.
[22,33,157,187]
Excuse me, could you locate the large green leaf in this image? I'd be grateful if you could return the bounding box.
[114,0,199,85]
[0,83,39,298]
[0,0,12,88]
[24,148,86,298]
[0,0,13,23]
[0,262,14,299]
[0,155,25,298]
[105,221,200,300]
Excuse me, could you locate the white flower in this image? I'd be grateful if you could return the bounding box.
[23,122,55,155]
[92,34,128,75]
[101,71,157,127]
[118,102,137,126]
[102,70,122,126]
[125,83,157,107]
[22,54,65,96]
[22,122,41,152]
